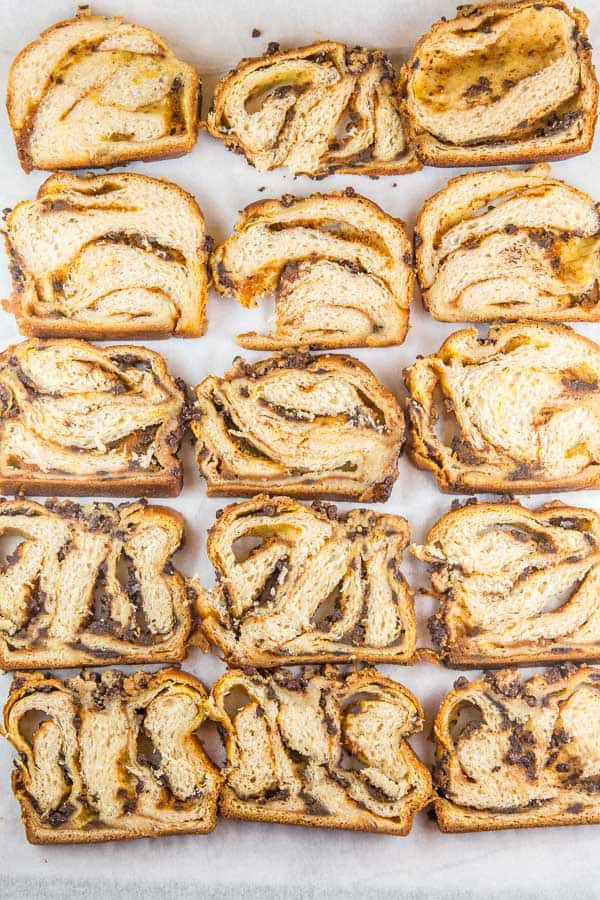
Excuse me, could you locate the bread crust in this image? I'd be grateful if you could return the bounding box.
[0,338,185,497]
[414,164,600,323]
[211,667,431,834]
[192,353,404,501]
[211,189,413,349]
[413,499,600,666]
[404,323,600,494]
[7,13,200,173]
[433,666,600,832]
[207,41,420,177]
[3,669,221,843]
[197,494,416,665]
[402,1,598,167]
[3,172,209,339]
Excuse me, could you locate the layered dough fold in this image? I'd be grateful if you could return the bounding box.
[191,353,404,501]
[210,667,431,834]
[3,173,209,338]
[211,190,413,348]
[207,41,419,176]
[197,495,415,665]
[434,667,600,831]
[3,669,221,843]
[7,11,200,172]
[405,323,600,493]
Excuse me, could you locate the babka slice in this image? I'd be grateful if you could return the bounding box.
[434,666,600,831]
[7,9,200,172]
[0,498,192,669]
[207,41,419,177]
[404,323,600,494]
[2,669,221,843]
[0,339,186,497]
[211,190,413,348]
[210,666,431,833]
[3,172,209,338]
[191,353,404,501]
[196,495,416,665]
[412,499,600,666]
[402,1,598,167]
[415,164,600,322]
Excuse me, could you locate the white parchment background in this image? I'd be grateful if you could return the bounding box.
[0,1,599,897]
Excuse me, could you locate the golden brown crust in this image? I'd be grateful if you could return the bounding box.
[3,172,209,339]
[3,668,221,844]
[191,353,404,501]
[404,323,600,494]
[211,666,431,834]
[210,190,413,350]
[413,499,600,667]
[207,41,419,177]
[402,1,598,167]
[0,339,185,497]
[7,13,200,173]
[0,498,192,670]
[197,495,416,666]
[433,666,600,832]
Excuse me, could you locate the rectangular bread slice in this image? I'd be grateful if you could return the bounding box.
[3,172,209,339]
[0,498,192,669]
[7,10,200,173]
[191,352,404,501]
[415,164,600,322]
[210,666,431,834]
[412,499,600,667]
[2,669,221,843]
[196,495,416,666]
[0,338,186,497]
[402,1,598,167]
[434,666,600,832]
[207,41,419,177]
[210,189,413,349]
[404,323,600,494]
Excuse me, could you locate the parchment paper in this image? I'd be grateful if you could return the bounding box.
[0,1,599,897]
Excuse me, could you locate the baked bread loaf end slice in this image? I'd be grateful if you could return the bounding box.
[210,666,431,833]
[7,9,200,172]
[434,667,600,832]
[0,498,192,670]
[207,41,419,177]
[402,1,598,167]
[415,164,600,322]
[3,172,209,339]
[2,669,221,843]
[0,339,186,497]
[196,495,416,665]
[413,499,600,667]
[191,353,404,501]
[404,323,600,494]
[211,190,413,349]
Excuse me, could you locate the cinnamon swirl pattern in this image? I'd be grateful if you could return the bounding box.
[3,669,221,843]
[3,173,209,338]
[207,41,418,177]
[413,500,600,666]
[7,11,200,172]
[434,667,600,832]
[0,499,191,669]
[211,190,413,348]
[0,339,186,496]
[210,667,431,834]
[191,353,405,501]
[197,496,416,665]
[405,323,600,494]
